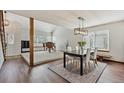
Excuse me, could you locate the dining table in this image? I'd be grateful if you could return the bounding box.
[63,49,93,76]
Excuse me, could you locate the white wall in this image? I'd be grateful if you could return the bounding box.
[88,21,124,62]
[34,20,51,43]
[35,20,82,50]
[53,26,82,50]
[5,12,29,56]
[0,36,4,68]
[34,17,82,50]
[5,12,124,62]
[5,12,81,56]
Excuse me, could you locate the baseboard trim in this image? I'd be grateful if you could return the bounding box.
[103,59,124,64]
[6,55,21,60]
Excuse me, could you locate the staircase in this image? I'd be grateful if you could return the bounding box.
[0,10,6,61]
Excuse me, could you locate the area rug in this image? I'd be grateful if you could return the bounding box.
[48,62,107,83]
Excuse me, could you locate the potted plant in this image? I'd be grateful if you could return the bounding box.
[78,41,86,53]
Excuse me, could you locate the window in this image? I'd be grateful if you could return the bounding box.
[34,35,56,44]
[34,36,46,44]
[84,30,109,51]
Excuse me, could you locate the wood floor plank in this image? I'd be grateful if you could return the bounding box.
[0,58,124,83]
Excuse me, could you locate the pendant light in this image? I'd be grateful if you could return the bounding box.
[74,17,88,35]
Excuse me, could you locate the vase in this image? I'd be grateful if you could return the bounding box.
[79,46,84,54]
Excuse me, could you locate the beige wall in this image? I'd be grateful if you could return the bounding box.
[88,21,124,62]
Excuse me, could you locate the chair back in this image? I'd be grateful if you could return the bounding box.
[93,48,98,59]
[75,46,79,51]
[86,48,91,63]
[67,46,72,51]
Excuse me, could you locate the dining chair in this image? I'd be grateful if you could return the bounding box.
[73,46,81,67]
[67,46,72,52]
[66,46,74,66]
[75,46,79,51]
[90,48,98,67]
[84,48,91,73]
[73,48,91,73]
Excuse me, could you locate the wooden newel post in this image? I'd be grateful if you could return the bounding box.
[29,17,34,66]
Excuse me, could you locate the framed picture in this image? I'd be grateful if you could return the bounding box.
[7,33,14,44]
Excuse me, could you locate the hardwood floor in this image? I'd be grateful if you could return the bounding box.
[98,61,124,83]
[0,58,67,83]
[0,58,124,83]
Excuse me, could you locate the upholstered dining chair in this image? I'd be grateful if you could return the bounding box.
[90,48,98,67]
[66,46,74,66]
[72,46,80,66]
[75,46,79,51]
[67,46,72,52]
[83,48,91,73]
[72,48,91,73]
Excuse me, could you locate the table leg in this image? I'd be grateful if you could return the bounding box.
[64,53,66,68]
[80,56,83,76]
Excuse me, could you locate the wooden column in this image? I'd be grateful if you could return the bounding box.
[29,17,34,66]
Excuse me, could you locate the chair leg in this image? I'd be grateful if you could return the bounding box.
[84,63,86,73]
[88,61,91,72]
[76,61,78,69]
[94,59,98,66]
[93,60,96,68]
[85,63,89,74]
[76,61,78,68]
[95,59,98,64]
[77,62,80,68]
[72,59,74,64]
[66,58,68,67]
[73,59,78,69]
[71,59,73,64]
[92,59,98,68]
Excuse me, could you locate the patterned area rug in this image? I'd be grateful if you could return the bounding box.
[49,62,107,83]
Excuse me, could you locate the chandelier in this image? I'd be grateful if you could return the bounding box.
[74,17,88,35]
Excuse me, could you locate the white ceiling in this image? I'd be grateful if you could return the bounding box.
[9,10,124,29]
